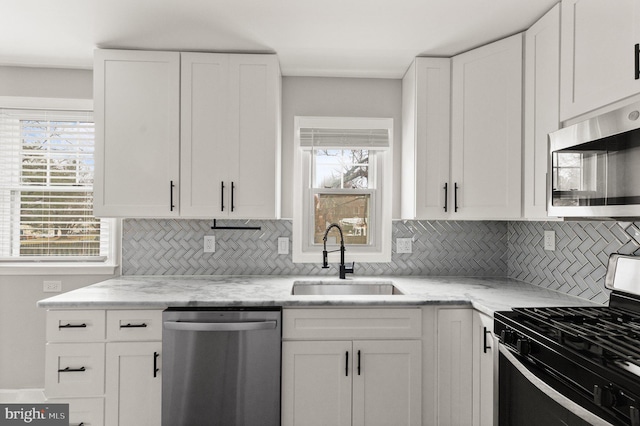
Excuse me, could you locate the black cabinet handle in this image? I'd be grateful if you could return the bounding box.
[357,350,361,375]
[59,323,86,329]
[634,43,640,80]
[231,182,235,212]
[58,366,86,373]
[484,327,492,353]
[454,183,459,212]
[153,352,160,378]
[120,323,147,329]
[345,351,349,376]
[221,181,225,212]
[169,181,175,211]
[443,182,448,212]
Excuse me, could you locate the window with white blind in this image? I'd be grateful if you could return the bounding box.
[0,107,115,266]
[293,117,393,263]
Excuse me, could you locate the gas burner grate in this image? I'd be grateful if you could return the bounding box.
[512,306,640,369]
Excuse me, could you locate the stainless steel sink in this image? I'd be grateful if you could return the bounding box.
[291,280,403,296]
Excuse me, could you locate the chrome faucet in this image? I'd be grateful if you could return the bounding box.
[322,223,355,279]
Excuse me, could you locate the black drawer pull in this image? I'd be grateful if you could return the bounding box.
[345,351,349,376]
[231,182,235,212]
[59,323,87,329]
[58,366,86,373]
[154,352,160,378]
[484,327,492,353]
[170,180,175,211]
[221,181,225,212]
[443,182,448,212]
[120,323,148,329]
[357,350,361,375]
[454,182,459,212]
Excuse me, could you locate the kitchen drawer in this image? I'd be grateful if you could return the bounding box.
[46,397,104,426]
[46,310,106,342]
[106,310,163,341]
[283,308,422,340]
[45,342,105,398]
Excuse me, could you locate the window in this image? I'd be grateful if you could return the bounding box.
[0,106,116,272]
[293,117,392,263]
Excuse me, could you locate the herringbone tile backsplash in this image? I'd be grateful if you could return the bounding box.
[507,221,640,304]
[122,218,640,304]
[122,219,507,277]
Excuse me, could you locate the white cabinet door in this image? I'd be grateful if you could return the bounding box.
[524,4,560,219]
[105,342,161,426]
[227,54,281,219]
[180,53,231,217]
[472,311,497,426]
[94,49,180,218]
[401,58,452,220]
[451,34,523,219]
[352,340,421,426]
[281,340,352,426]
[180,53,281,219]
[560,0,640,121]
[437,308,473,426]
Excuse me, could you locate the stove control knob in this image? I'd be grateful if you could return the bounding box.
[500,329,516,344]
[516,338,531,356]
[594,385,617,408]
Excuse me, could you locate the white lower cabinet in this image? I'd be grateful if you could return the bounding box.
[436,308,473,426]
[105,342,162,426]
[282,340,353,426]
[281,308,422,426]
[472,311,498,426]
[44,309,163,426]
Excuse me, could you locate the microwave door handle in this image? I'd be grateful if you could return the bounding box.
[499,346,615,426]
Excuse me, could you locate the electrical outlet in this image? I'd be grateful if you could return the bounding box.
[397,238,413,254]
[544,230,555,251]
[204,235,216,253]
[43,280,62,293]
[278,237,289,255]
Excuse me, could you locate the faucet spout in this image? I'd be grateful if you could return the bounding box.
[322,223,355,279]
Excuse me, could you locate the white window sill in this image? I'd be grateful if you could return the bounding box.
[0,262,119,276]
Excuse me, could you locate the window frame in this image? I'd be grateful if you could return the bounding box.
[292,116,392,264]
[0,96,119,276]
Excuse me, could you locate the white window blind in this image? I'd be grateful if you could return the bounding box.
[0,108,111,260]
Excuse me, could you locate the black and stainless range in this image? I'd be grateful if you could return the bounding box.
[495,254,640,426]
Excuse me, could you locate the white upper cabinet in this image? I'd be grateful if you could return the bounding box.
[451,34,523,219]
[180,53,281,219]
[560,0,640,121]
[401,58,451,220]
[94,49,281,219]
[524,4,561,219]
[94,50,181,218]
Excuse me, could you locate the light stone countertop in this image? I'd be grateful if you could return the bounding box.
[37,275,603,316]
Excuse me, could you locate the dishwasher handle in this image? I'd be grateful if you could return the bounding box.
[164,320,277,332]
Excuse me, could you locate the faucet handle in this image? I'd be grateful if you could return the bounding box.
[345,262,355,274]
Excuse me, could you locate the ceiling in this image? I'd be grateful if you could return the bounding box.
[0,0,558,78]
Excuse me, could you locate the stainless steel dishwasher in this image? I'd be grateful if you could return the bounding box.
[162,307,281,426]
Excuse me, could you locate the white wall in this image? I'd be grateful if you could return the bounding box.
[0,65,118,389]
[0,66,92,99]
[280,76,403,219]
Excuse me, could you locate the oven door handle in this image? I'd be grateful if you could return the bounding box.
[499,345,615,426]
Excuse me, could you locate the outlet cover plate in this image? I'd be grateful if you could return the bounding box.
[278,237,289,255]
[204,235,216,253]
[43,280,62,292]
[544,230,555,251]
[397,238,413,254]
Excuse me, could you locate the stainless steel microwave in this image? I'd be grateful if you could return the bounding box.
[548,101,640,218]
